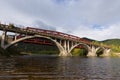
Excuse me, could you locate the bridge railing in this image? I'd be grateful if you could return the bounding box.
[25,27,90,43]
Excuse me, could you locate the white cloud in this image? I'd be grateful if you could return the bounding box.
[0,0,120,40]
[0,0,34,26]
[72,23,120,40]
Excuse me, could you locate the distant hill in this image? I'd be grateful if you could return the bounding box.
[101,39,120,46]
[82,37,95,42]
[82,38,120,53]
[82,37,120,46]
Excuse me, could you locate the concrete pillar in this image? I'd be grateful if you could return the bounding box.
[14,33,17,40]
[102,49,111,56]
[58,40,72,56]
[53,39,71,56]
[64,40,67,50]
[87,46,100,57]
[66,40,72,56]
[1,31,7,48]
[59,50,68,56]
[67,40,70,51]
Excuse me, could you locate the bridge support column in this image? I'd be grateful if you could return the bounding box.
[14,33,18,40]
[59,51,70,56]
[1,31,7,49]
[59,40,72,56]
[64,40,67,51]
[66,40,72,56]
[87,46,100,57]
[102,49,111,56]
[67,40,70,52]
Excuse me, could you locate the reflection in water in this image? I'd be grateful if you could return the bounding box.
[0,56,120,80]
[0,58,15,72]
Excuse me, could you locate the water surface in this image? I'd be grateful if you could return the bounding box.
[0,55,120,80]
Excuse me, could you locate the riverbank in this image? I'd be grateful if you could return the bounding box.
[110,52,120,57]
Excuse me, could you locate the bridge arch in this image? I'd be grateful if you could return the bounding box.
[4,35,65,55]
[96,47,104,56]
[69,43,90,56]
[96,47,110,56]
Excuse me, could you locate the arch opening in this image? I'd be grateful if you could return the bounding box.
[6,35,60,56]
[96,47,104,57]
[71,43,89,56]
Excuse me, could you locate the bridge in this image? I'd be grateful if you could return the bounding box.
[0,23,110,56]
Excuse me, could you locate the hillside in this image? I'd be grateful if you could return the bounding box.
[82,37,120,46]
[82,37,95,42]
[101,39,120,46]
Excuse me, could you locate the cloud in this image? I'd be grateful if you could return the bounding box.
[32,20,56,31]
[0,0,34,26]
[73,23,120,40]
[3,0,120,26]
[0,0,120,40]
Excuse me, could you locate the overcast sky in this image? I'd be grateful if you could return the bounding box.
[0,0,120,41]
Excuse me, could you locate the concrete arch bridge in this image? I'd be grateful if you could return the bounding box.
[0,23,110,56]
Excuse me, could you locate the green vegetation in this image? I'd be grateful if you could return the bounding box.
[72,48,87,56]
[10,42,59,55]
[92,39,120,56]
[72,48,80,56]
[102,39,120,46]
[101,39,120,54]
[8,23,15,28]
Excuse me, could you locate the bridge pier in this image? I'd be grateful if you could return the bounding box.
[14,33,18,40]
[59,51,72,56]
[87,46,100,57]
[1,31,7,49]
[101,48,111,56]
[59,40,72,56]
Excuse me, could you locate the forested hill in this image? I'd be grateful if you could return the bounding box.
[82,37,120,46]
[82,38,120,53]
[82,37,95,42]
[100,39,120,46]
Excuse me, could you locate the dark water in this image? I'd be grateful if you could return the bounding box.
[0,55,120,80]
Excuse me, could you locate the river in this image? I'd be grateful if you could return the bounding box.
[0,55,120,80]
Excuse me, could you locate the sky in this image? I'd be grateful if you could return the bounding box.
[0,0,120,41]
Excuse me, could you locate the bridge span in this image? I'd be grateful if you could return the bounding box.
[0,23,110,56]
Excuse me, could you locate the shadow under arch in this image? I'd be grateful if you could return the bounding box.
[96,47,105,57]
[4,35,64,55]
[69,43,90,56]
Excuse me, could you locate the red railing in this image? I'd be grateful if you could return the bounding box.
[26,27,91,44]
